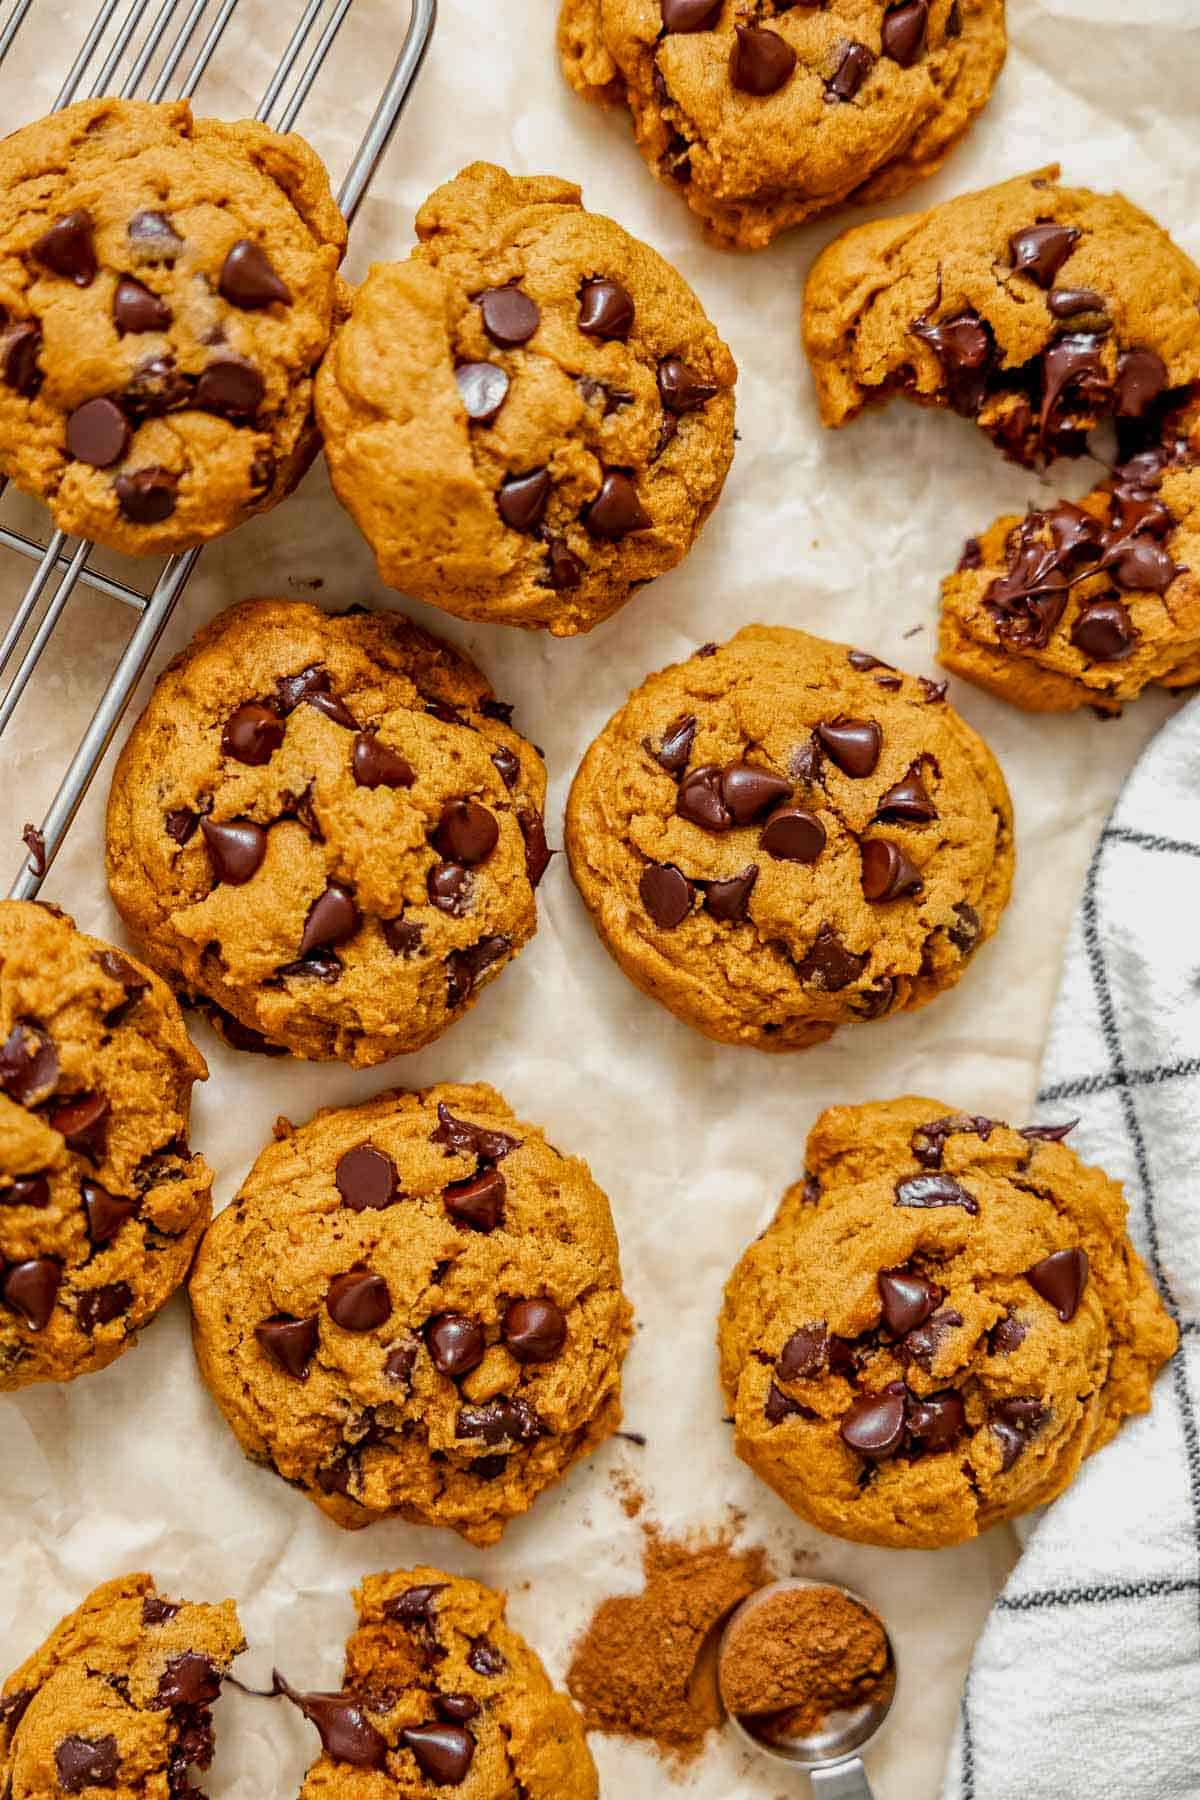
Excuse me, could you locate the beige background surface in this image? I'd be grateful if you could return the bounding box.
[0,0,1196,1792]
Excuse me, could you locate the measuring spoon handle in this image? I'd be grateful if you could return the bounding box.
[810,1757,875,1799]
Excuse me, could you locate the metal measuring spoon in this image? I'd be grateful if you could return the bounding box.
[718,1577,897,1796]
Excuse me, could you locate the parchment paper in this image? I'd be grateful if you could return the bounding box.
[2,0,1198,1791]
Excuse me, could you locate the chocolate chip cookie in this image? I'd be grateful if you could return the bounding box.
[315,162,735,635]
[804,168,1200,710]
[277,1568,597,1796]
[719,1098,1178,1549]
[0,900,210,1391]
[0,97,345,556]
[0,1573,244,1800]
[189,1083,632,1544]
[558,0,1007,250]
[105,600,549,1065]
[565,626,1013,1051]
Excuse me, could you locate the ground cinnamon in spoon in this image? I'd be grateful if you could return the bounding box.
[719,1583,893,1739]
[566,1523,771,1761]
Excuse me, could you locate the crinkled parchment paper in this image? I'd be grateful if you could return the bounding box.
[1,0,1197,1791]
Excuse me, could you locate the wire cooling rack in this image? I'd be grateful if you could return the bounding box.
[0,0,436,900]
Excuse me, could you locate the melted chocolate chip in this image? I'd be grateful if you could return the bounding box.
[1114,347,1167,420]
[222,701,285,765]
[895,1172,979,1214]
[903,1307,963,1372]
[1072,597,1136,661]
[427,1312,485,1377]
[434,801,499,866]
[640,861,694,928]
[431,1103,519,1163]
[840,1383,906,1458]
[0,1173,50,1208]
[446,935,511,1006]
[911,307,994,415]
[0,321,41,395]
[336,1144,399,1212]
[651,714,696,775]
[2,1257,61,1329]
[876,766,937,823]
[467,1638,506,1678]
[444,1167,506,1232]
[32,211,96,285]
[1025,1247,1088,1321]
[660,0,722,27]
[436,1694,480,1725]
[352,732,415,789]
[988,1311,1027,1356]
[878,1268,940,1335]
[578,278,635,340]
[544,537,584,590]
[658,356,718,414]
[498,467,552,532]
[382,915,423,957]
[703,864,758,923]
[796,926,867,991]
[911,1112,994,1168]
[991,1395,1049,1471]
[458,1396,542,1445]
[677,764,731,831]
[1009,223,1079,288]
[777,1322,827,1380]
[1048,287,1107,320]
[503,1296,567,1363]
[55,1734,119,1791]
[721,762,791,824]
[273,1672,388,1771]
[586,470,651,539]
[128,210,183,259]
[327,1270,392,1332]
[256,1314,319,1378]
[401,1723,475,1785]
[518,807,552,888]
[0,1019,58,1106]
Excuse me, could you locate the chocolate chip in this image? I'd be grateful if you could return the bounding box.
[957,538,983,571]
[1112,535,1176,594]
[382,915,424,957]
[721,762,791,824]
[455,359,510,425]
[777,1322,827,1380]
[77,1281,132,1332]
[33,211,96,285]
[299,884,361,958]
[910,1113,993,1169]
[1071,598,1136,661]
[517,807,552,889]
[498,467,552,532]
[431,802,497,870]
[651,715,697,776]
[55,1734,118,1791]
[504,1296,567,1363]
[1019,1120,1078,1143]
[816,717,881,777]
[1110,483,1172,538]
[677,765,731,830]
[0,321,41,396]
[256,1314,319,1378]
[113,276,171,334]
[1025,1247,1088,1321]
[385,1339,419,1383]
[1048,286,1107,320]
[195,353,263,420]
[444,1167,506,1232]
[1040,332,1109,443]
[2,1257,61,1329]
[123,350,191,419]
[82,1180,137,1244]
[401,1722,475,1785]
[905,1389,965,1453]
[827,39,873,99]
[427,1312,485,1377]
[128,209,183,257]
[490,744,520,791]
[544,537,583,589]
[586,470,651,539]
[431,1102,519,1163]
[327,1270,392,1331]
[895,1172,978,1214]
[704,864,758,923]
[428,863,472,914]
[157,1651,221,1708]
[0,1020,58,1106]
[840,1383,906,1458]
[446,935,511,1006]
[0,1173,49,1208]
[219,240,292,309]
[1009,223,1079,288]
[948,901,982,955]
[861,838,924,901]
[1114,347,1167,420]
[903,1307,963,1371]
[660,0,722,27]
[876,767,937,823]
[458,1396,542,1445]
[657,356,718,415]
[336,1144,399,1212]
[479,286,539,348]
[760,805,825,863]
[142,1595,180,1625]
[878,1268,940,1335]
[881,0,927,65]
[636,861,692,929]
[385,1583,448,1627]
[911,308,994,415]
[50,1092,109,1161]
[66,397,130,468]
[988,1311,1027,1356]
[116,465,178,523]
[731,23,796,94]
[222,701,284,765]
[991,1396,1049,1470]
[273,1673,388,1771]
[350,731,416,790]
[796,925,867,991]
[467,1638,506,1678]
[436,1694,480,1725]
[201,817,267,884]
[20,828,43,877]
[578,278,635,340]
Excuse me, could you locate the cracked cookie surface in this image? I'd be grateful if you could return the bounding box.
[565,626,1013,1052]
[105,599,548,1066]
[315,162,736,635]
[0,1572,244,1800]
[280,1568,596,1796]
[189,1083,632,1544]
[804,168,1200,711]
[718,1097,1178,1549]
[0,899,210,1391]
[0,97,345,556]
[558,0,1006,251]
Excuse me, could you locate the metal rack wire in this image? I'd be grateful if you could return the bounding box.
[0,0,436,899]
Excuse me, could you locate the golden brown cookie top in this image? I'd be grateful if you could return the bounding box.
[188,1083,632,1545]
[280,1568,597,1797]
[0,1572,244,1800]
[719,1098,1178,1549]
[315,162,736,635]
[105,599,548,1066]
[565,625,1013,1052]
[0,97,345,555]
[0,900,210,1391]
[803,166,1200,462]
[559,0,1007,249]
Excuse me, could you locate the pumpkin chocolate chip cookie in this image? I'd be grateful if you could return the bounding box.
[718,1098,1178,1549]
[189,1083,632,1544]
[0,1573,244,1800]
[277,1568,597,1795]
[0,97,346,556]
[315,162,736,635]
[0,899,210,1391]
[565,626,1013,1051]
[105,600,549,1066]
[558,0,1007,251]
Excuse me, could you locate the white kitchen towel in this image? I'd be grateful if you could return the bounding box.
[940,698,1200,1800]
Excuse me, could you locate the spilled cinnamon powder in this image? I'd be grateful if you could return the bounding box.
[566,1522,771,1762]
[720,1583,893,1742]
